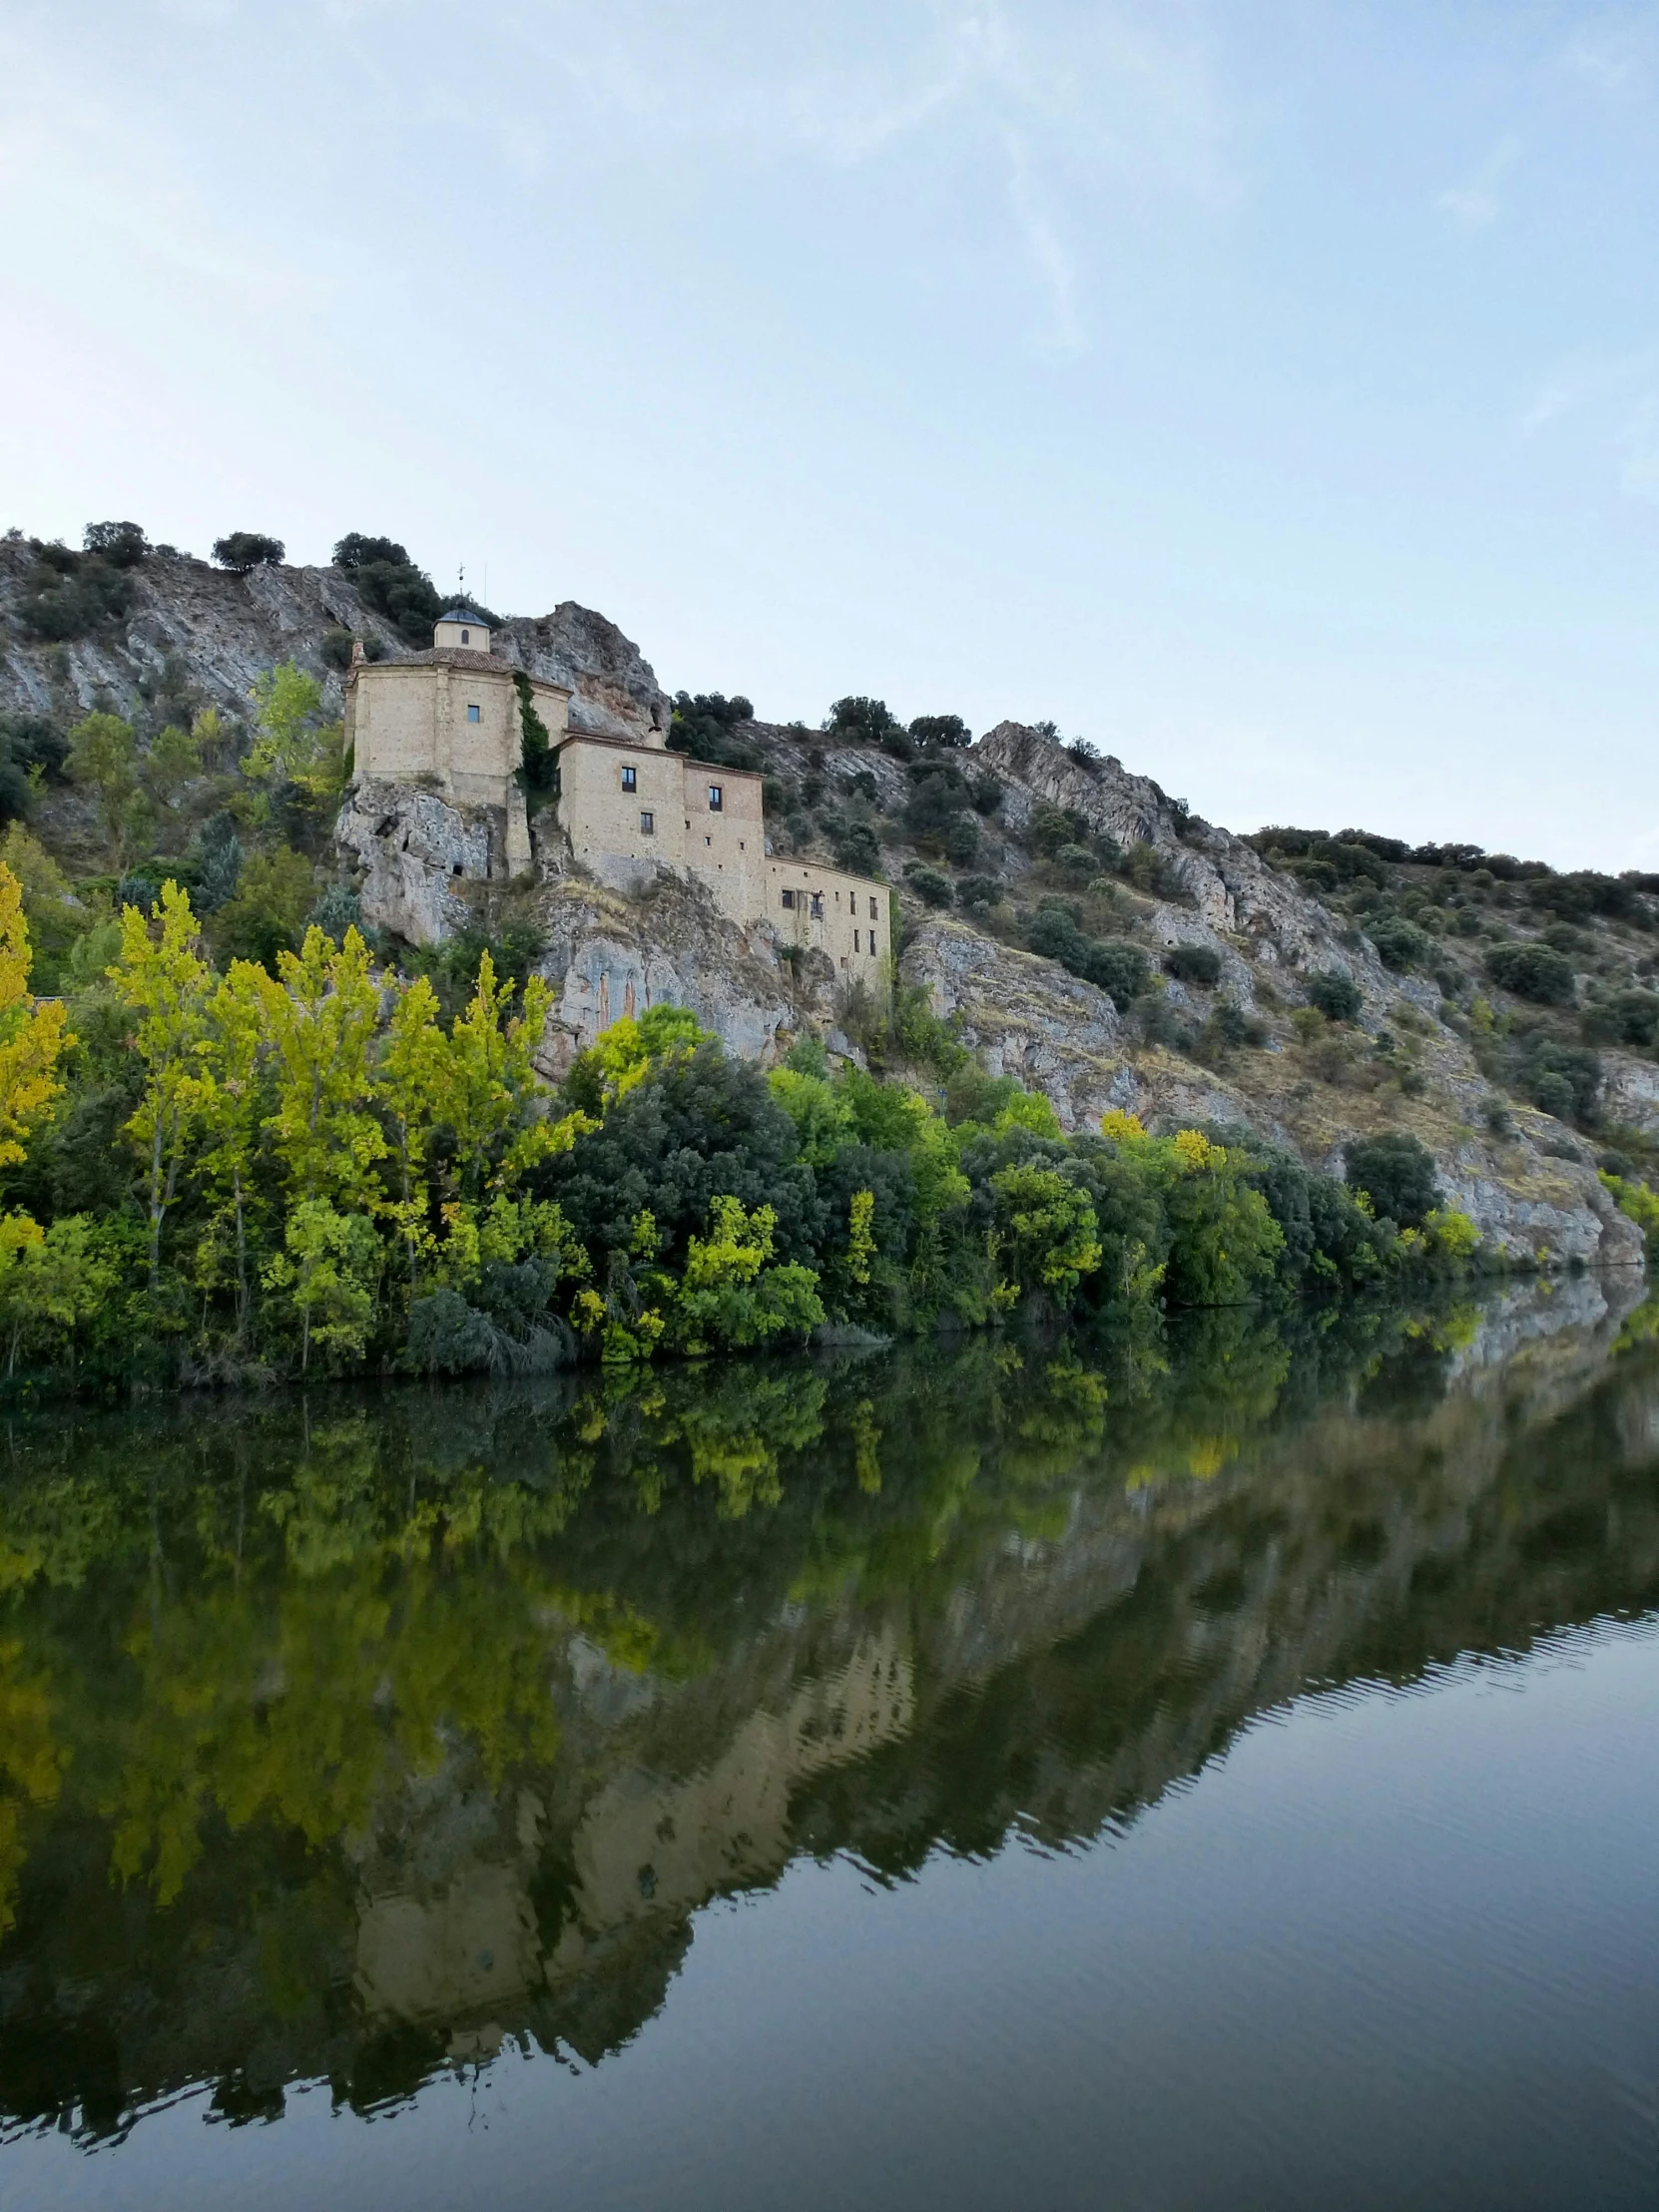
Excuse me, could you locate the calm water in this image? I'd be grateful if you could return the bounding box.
[1,1280,1657,2210]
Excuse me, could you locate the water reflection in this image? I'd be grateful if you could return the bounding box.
[0,1275,1654,2144]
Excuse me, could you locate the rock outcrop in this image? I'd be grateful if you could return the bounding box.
[0,536,668,750]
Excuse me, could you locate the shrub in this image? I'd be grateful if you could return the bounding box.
[320,625,355,670]
[829,817,881,877]
[1306,967,1362,1022]
[1582,988,1659,1048]
[1368,914,1435,972]
[903,767,969,843]
[0,716,67,783]
[213,532,285,573]
[904,865,953,908]
[1026,902,1150,1009]
[351,557,443,645]
[1487,941,1575,1005]
[908,714,970,748]
[1526,869,1636,923]
[18,556,134,642]
[969,772,1002,816]
[82,520,149,566]
[1029,804,1093,858]
[956,874,1002,910]
[945,813,980,865]
[1345,1132,1439,1229]
[1164,942,1222,986]
[1121,840,1186,899]
[669,692,759,770]
[333,533,410,570]
[1514,1035,1601,1127]
[826,697,909,756]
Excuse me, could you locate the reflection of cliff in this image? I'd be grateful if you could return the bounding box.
[348,1632,912,2060]
[2,1280,1658,2138]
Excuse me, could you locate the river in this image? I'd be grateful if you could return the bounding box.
[1,1278,1655,2209]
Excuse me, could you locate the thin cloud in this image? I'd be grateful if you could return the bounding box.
[1562,18,1652,99]
[1437,135,1521,232]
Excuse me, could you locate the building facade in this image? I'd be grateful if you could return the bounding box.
[347,610,890,982]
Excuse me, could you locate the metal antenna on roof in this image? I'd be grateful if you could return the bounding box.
[457,561,466,604]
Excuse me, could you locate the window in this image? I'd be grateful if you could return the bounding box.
[705,834,712,846]
[466,704,481,723]
[781,888,797,910]
[461,628,470,645]
[640,811,655,835]
[708,784,723,812]
[868,896,877,919]
[622,765,637,792]
[810,891,824,920]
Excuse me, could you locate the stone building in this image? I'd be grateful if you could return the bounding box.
[346,608,890,983]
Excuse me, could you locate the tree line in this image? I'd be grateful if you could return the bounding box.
[0,863,1484,1391]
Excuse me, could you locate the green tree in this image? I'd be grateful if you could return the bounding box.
[257,926,388,1213]
[208,845,315,971]
[66,712,140,865]
[193,963,268,1333]
[141,721,201,809]
[263,1199,381,1373]
[110,881,212,1288]
[988,1163,1102,1305]
[245,664,342,793]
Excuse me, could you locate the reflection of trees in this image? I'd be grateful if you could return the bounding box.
[0,1280,1653,2138]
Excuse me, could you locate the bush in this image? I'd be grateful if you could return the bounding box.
[213,532,285,574]
[1026,902,1150,1009]
[1487,941,1575,1005]
[1306,967,1363,1022]
[333,533,410,570]
[1582,988,1659,1048]
[904,865,953,908]
[826,697,909,756]
[320,626,355,670]
[1514,1035,1601,1127]
[956,874,1002,910]
[969,773,1002,816]
[18,556,134,642]
[351,557,443,645]
[669,692,759,770]
[1164,942,1222,986]
[1345,1132,1440,1229]
[1368,914,1436,972]
[945,813,980,865]
[82,520,149,566]
[829,817,881,877]
[908,714,969,748]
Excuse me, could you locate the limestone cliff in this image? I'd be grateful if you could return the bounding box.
[0,532,1644,1269]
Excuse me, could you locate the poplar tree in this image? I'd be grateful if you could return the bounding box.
[0,863,70,1177]
[257,926,387,1212]
[112,881,212,1289]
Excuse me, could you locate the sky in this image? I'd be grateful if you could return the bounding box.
[3,1,1659,868]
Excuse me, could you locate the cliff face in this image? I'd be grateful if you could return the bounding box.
[0,534,668,744]
[0,535,1644,1268]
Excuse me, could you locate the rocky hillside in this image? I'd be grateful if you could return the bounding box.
[0,524,1650,1268]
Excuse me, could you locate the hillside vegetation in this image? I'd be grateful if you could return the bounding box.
[0,518,1648,1390]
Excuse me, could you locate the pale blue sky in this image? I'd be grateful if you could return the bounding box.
[4,1,1659,866]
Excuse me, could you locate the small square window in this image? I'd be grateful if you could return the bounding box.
[622,765,637,792]
[781,888,797,910]
[708,784,723,812]
[466,704,481,723]
[640,811,655,835]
